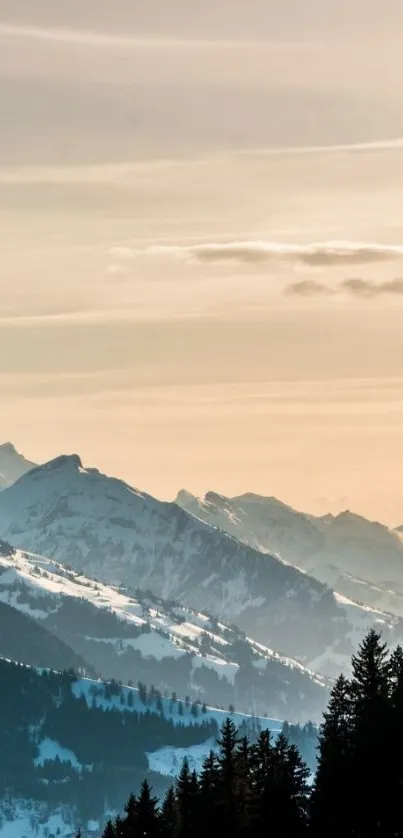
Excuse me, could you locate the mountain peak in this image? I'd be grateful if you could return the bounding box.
[204,491,232,509]
[0,442,17,454]
[175,489,198,507]
[332,509,379,527]
[0,442,36,489]
[40,454,83,472]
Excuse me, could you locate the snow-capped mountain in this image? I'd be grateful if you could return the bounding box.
[0,442,35,489]
[0,453,399,677]
[176,490,403,617]
[0,541,329,720]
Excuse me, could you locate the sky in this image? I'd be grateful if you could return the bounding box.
[1,0,403,523]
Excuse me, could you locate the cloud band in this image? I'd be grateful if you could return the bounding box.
[110,240,403,267]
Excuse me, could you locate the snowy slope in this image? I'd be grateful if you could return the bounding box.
[0,443,35,490]
[0,543,328,719]
[0,453,386,671]
[0,801,77,838]
[34,738,83,771]
[146,739,217,777]
[177,490,403,618]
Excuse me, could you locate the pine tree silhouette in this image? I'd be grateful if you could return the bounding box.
[194,748,219,835]
[122,792,138,838]
[216,717,241,835]
[388,644,403,834]
[114,815,124,838]
[102,821,116,838]
[160,786,177,838]
[200,749,219,801]
[176,758,195,838]
[311,674,352,837]
[350,630,391,837]
[135,780,160,838]
[236,735,252,835]
[281,743,310,836]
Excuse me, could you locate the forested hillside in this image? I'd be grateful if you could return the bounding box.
[101,630,403,837]
[0,660,218,823]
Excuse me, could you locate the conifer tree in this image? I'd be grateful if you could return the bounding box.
[247,730,267,833]
[387,645,403,837]
[102,821,116,838]
[160,786,177,838]
[135,780,160,838]
[216,717,241,835]
[114,815,124,838]
[281,743,310,836]
[176,758,197,838]
[310,673,352,837]
[236,735,252,835]
[390,643,403,706]
[122,792,138,838]
[350,630,391,837]
[249,726,274,830]
[199,749,219,799]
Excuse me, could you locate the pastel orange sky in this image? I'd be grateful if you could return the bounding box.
[1,1,403,523]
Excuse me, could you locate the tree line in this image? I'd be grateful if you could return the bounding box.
[103,717,309,838]
[102,630,403,837]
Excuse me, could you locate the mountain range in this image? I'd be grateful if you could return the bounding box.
[0,441,401,835]
[177,490,403,616]
[0,447,401,678]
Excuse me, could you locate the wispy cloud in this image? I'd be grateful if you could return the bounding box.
[239,137,403,158]
[0,23,256,51]
[0,23,126,48]
[342,278,403,297]
[284,280,337,297]
[110,241,403,267]
[286,277,403,298]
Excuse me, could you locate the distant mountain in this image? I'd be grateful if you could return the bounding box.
[176,490,403,617]
[0,543,329,721]
[0,442,36,489]
[176,490,323,564]
[0,454,399,677]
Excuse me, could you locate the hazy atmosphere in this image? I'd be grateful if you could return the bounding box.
[2,0,403,522]
[3,5,403,836]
